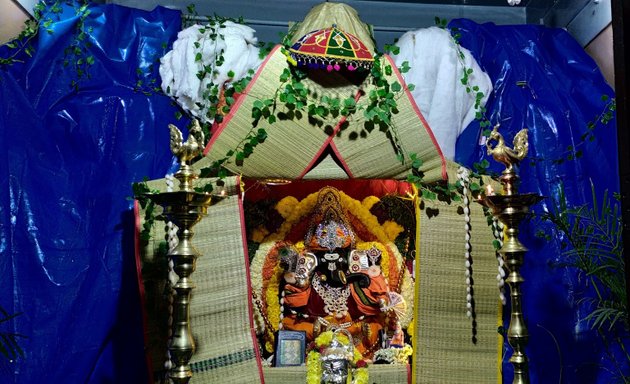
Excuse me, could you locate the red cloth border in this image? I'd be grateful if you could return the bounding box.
[297,89,363,179]
[133,200,155,384]
[242,179,413,203]
[237,175,267,383]
[203,45,282,156]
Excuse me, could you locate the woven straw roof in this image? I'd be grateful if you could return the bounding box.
[197,3,446,182]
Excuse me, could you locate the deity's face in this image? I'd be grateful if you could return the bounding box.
[314,248,350,286]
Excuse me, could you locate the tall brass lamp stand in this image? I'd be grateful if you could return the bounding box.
[477,125,543,384]
[139,121,220,383]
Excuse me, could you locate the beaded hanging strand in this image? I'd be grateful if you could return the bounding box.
[492,217,507,305]
[457,166,475,321]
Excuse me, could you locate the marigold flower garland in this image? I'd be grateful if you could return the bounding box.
[250,241,284,350]
[306,331,369,384]
[276,196,299,219]
[382,220,404,242]
[264,265,283,351]
[267,193,319,241]
[397,267,415,328]
[361,195,380,211]
[251,226,269,243]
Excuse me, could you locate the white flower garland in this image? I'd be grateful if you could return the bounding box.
[457,166,475,319]
[492,217,507,305]
[456,167,506,307]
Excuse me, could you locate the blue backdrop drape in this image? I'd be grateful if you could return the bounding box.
[0,3,181,383]
[452,19,622,383]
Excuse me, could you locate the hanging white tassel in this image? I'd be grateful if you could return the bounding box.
[457,167,474,318]
[493,218,507,305]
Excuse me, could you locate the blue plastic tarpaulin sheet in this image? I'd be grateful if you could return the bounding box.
[451,19,623,383]
[0,2,181,382]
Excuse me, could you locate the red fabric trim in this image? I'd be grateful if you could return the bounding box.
[296,120,343,179]
[328,138,354,178]
[242,179,413,202]
[297,89,363,179]
[385,55,448,181]
[203,45,283,156]
[133,200,154,384]
[238,176,266,383]
[407,362,412,384]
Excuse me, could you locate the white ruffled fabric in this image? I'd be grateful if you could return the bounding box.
[392,27,493,160]
[160,21,263,122]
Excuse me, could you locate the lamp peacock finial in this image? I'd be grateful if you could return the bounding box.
[486,124,529,173]
[168,119,206,192]
[169,119,205,166]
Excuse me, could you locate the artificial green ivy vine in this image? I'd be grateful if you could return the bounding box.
[412,17,616,208]
[435,17,618,170]
[174,5,424,195]
[132,179,161,245]
[1,6,45,65]
[383,22,485,204]
[2,0,96,92]
[133,41,170,97]
[192,31,417,184]
[0,1,62,66]
[435,17,492,135]
[63,2,94,91]
[528,95,616,166]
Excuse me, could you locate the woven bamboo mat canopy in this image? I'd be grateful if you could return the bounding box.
[196,2,447,182]
[136,3,500,383]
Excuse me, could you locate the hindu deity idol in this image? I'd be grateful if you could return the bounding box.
[251,187,412,359]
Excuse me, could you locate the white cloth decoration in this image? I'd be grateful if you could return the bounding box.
[392,27,493,160]
[160,21,264,122]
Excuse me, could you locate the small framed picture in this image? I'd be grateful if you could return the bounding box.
[275,330,307,367]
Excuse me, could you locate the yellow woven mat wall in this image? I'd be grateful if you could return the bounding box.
[137,177,264,383]
[413,195,500,383]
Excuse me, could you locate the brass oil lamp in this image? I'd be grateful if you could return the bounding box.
[477,125,543,384]
[139,120,222,383]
